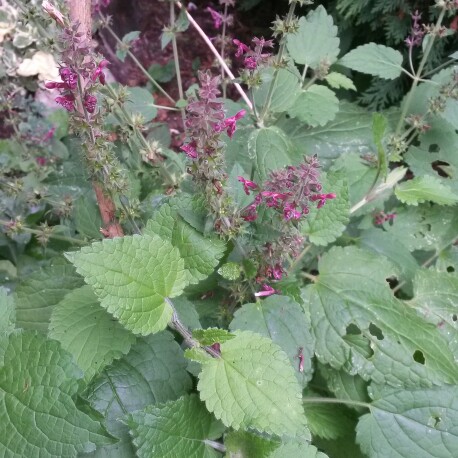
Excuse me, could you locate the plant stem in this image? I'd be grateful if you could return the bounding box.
[395,7,447,136]
[302,73,318,91]
[100,15,176,104]
[175,1,253,110]
[301,64,309,84]
[258,0,297,124]
[169,1,186,128]
[422,58,456,78]
[288,244,311,274]
[301,272,317,282]
[204,440,226,453]
[220,3,229,99]
[303,397,370,409]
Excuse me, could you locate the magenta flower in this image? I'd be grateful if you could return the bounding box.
[238,176,257,195]
[283,203,301,221]
[261,191,289,208]
[59,67,78,89]
[266,263,283,280]
[241,203,258,222]
[244,56,258,70]
[180,142,198,159]
[55,95,75,112]
[233,39,249,57]
[207,7,223,28]
[254,284,278,297]
[83,94,97,113]
[222,109,246,138]
[43,127,56,142]
[92,60,109,85]
[310,193,336,209]
[36,156,47,166]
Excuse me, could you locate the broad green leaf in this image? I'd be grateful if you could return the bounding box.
[192,328,235,346]
[49,286,135,381]
[395,175,458,206]
[0,331,114,457]
[357,385,458,458]
[301,171,349,245]
[123,87,157,123]
[67,234,189,335]
[325,72,356,91]
[340,43,403,79]
[126,394,225,458]
[85,331,192,457]
[287,5,340,69]
[229,296,315,387]
[224,430,279,458]
[0,288,14,335]
[268,442,328,458]
[145,203,226,284]
[305,246,458,387]
[73,194,103,239]
[254,66,301,113]
[197,330,309,438]
[172,295,202,330]
[15,261,84,331]
[47,109,69,139]
[248,126,302,182]
[288,85,339,127]
[372,113,388,180]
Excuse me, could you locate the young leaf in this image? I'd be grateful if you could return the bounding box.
[340,43,404,79]
[288,85,339,127]
[229,295,315,386]
[268,442,329,457]
[357,385,458,457]
[197,330,309,438]
[305,246,458,387]
[395,175,458,206]
[192,328,235,346]
[286,5,340,69]
[372,112,388,180]
[67,234,190,335]
[85,331,192,457]
[49,285,136,381]
[0,331,114,457]
[325,72,356,91]
[301,170,349,246]
[125,394,225,458]
[145,203,226,284]
[116,31,140,62]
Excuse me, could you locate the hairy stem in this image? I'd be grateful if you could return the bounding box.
[220,3,229,99]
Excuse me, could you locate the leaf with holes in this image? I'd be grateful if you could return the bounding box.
[66,234,189,335]
[304,246,458,387]
[357,385,458,458]
[49,285,135,381]
[125,394,225,458]
[229,296,315,387]
[197,330,309,438]
[0,331,114,457]
[396,175,458,206]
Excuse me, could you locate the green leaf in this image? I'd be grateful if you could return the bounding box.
[357,385,458,458]
[15,261,84,331]
[73,194,103,239]
[67,234,190,335]
[145,204,226,284]
[197,330,309,438]
[301,170,349,246]
[49,285,135,381]
[225,430,279,458]
[287,5,340,69]
[248,126,301,182]
[288,85,339,127]
[0,288,14,335]
[372,112,388,180]
[85,331,192,457]
[325,72,356,91]
[340,43,404,80]
[126,394,225,458]
[395,175,458,206]
[268,442,328,458]
[0,331,114,457]
[192,328,235,346]
[47,109,69,139]
[229,296,315,387]
[116,31,140,61]
[148,61,176,83]
[218,262,242,281]
[124,87,158,123]
[305,246,458,387]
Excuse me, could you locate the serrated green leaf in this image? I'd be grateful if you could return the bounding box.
[73,194,103,239]
[287,5,340,69]
[225,430,279,458]
[197,330,309,438]
[340,43,403,79]
[301,171,349,245]
[49,285,135,381]
[357,385,458,458]
[218,262,242,281]
[372,112,388,180]
[145,204,226,284]
[396,175,458,206]
[123,87,157,123]
[288,85,339,127]
[305,246,458,386]
[325,72,356,91]
[268,442,328,458]
[15,261,84,331]
[229,296,314,387]
[0,288,14,335]
[248,126,302,182]
[85,331,192,457]
[0,331,114,457]
[116,31,140,62]
[192,328,235,346]
[67,234,190,335]
[126,394,225,458]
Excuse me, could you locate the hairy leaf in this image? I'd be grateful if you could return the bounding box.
[0,288,14,335]
[126,394,225,458]
[192,328,235,346]
[197,330,309,438]
[67,234,189,335]
[325,72,356,91]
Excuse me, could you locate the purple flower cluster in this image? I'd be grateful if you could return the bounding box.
[233,37,274,71]
[207,0,235,29]
[405,10,425,49]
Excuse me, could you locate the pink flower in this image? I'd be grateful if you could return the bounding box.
[242,203,258,222]
[244,56,257,70]
[59,67,78,89]
[238,176,257,195]
[310,193,336,209]
[207,7,223,28]
[266,264,283,280]
[45,81,69,90]
[36,156,47,166]
[55,95,75,112]
[261,191,289,208]
[92,60,109,85]
[254,284,278,297]
[222,109,246,138]
[180,142,198,159]
[233,39,249,57]
[283,203,301,221]
[83,94,97,113]
[43,127,56,142]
